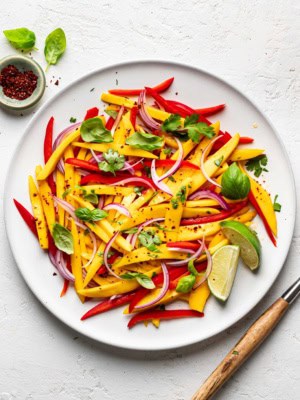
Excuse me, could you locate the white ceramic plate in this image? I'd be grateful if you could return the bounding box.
[4,61,296,351]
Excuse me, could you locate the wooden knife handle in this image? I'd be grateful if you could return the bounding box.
[192,298,289,400]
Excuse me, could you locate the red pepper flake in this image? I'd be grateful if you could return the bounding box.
[0,64,38,101]
[54,79,59,86]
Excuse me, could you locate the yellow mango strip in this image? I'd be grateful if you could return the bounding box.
[234,209,257,224]
[123,289,181,314]
[213,162,228,177]
[35,166,56,233]
[239,162,277,236]
[121,112,135,140]
[152,319,160,328]
[119,203,171,230]
[116,189,155,226]
[175,221,222,242]
[113,192,137,225]
[113,244,188,269]
[73,148,87,187]
[37,130,80,180]
[78,185,133,196]
[189,280,210,312]
[78,226,88,264]
[187,137,213,165]
[172,139,197,161]
[79,266,161,298]
[108,194,123,220]
[161,133,179,148]
[185,199,220,207]
[56,170,65,225]
[182,207,220,218]
[70,195,132,252]
[83,241,105,287]
[208,231,227,249]
[72,142,158,159]
[229,148,264,162]
[77,148,88,160]
[70,219,84,302]
[64,147,75,208]
[104,195,114,206]
[101,93,135,108]
[113,118,126,146]
[28,176,49,249]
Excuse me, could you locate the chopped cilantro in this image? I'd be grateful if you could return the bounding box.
[138,229,161,252]
[171,198,179,209]
[273,194,281,212]
[70,117,77,123]
[246,155,268,177]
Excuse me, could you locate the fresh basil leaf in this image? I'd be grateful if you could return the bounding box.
[83,193,98,204]
[120,272,155,289]
[188,259,199,276]
[75,207,107,222]
[221,162,250,200]
[44,28,66,68]
[161,114,181,132]
[246,155,268,178]
[176,274,196,293]
[273,194,281,212]
[98,149,125,175]
[125,131,163,151]
[3,27,36,51]
[105,109,118,119]
[138,230,161,252]
[52,223,74,255]
[80,117,113,143]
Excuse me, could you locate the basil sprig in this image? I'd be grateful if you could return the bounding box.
[52,223,74,255]
[44,28,66,69]
[3,27,36,51]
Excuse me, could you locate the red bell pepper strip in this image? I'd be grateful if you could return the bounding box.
[128,267,187,312]
[194,104,225,116]
[248,191,277,246]
[108,77,174,96]
[13,199,38,237]
[105,116,115,130]
[134,160,199,171]
[80,173,154,187]
[84,107,99,120]
[66,158,101,172]
[180,200,248,226]
[130,106,138,129]
[239,136,254,144]
[60,279,69,297]
[212,131,232,151]
[167,242,200,251]
[97,253,120,274]
[81,292,137,320]
[127,309,204,329]
[44,117,54,163]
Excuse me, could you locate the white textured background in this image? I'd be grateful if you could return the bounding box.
[0,1,299,399]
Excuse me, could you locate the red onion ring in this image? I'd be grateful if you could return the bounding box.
[200,136,222,188]
[150,160,172,195]
[109,177,156,191]
[166,239,204,267]
[103,232,123,279]
[188,189,230,210]
[111,106,125,135]
[157,138,183,182]
[103,203,131,217]
[53,196,77,220]
[138,90,161,130]
[193,244,213,288]
[131,217,165,248]
[49,250,75,281]
[98,195,105,209]
[134,262,169,310]
[90,149,103,163]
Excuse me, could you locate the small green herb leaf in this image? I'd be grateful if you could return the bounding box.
[44,28,66,68]
[171,198,179,209]
[163,147,172,155]
[80,117,113,143]
[273,194,282,212]
[188,259,199,276]
[176,186,187,203]
[214,156,224,167]
[3,27,36,51]
[138,230,162,252]
[122,227,139,234]
[184,114,215,142]
[83,193,98,204]
[75,207,108,222]
[126,131,163,151]
[105,109,118,119]
[133,186,144,196]
[62,188,72,199]
[176,274,196,293]
[120,272,155,289]
[162,114,182,132]
[246,155,268,178]
[98,149,125,175]
[70,117,77,123]
[221,163,250,200]
[52,223,74,255]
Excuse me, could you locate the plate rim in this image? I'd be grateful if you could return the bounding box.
[4,59,297,351]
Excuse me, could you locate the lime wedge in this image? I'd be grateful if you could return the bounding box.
[208,245,240,301]
[220,220,261,270]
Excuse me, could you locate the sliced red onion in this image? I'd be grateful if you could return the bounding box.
[57,159,65,174]
[151,160,172,195]
[90,149,103,163]
[103,232,123,279]
[166,239,204,267]
[188,189,230,210]
[76,169,90,176]
[158,138,183,182]
[138,90,161,130]
[193,244,213,289]
[50,250,75,281]
[131,217,165,248]
[134,262,169,310]
[111,106,124,135]
[126,233,134,244]
[200,136,222,188]
[98,195,105,209]
[53,196,77,220]
[103,203,131,217]
[121,162,135,175]
[109,177,156,191]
